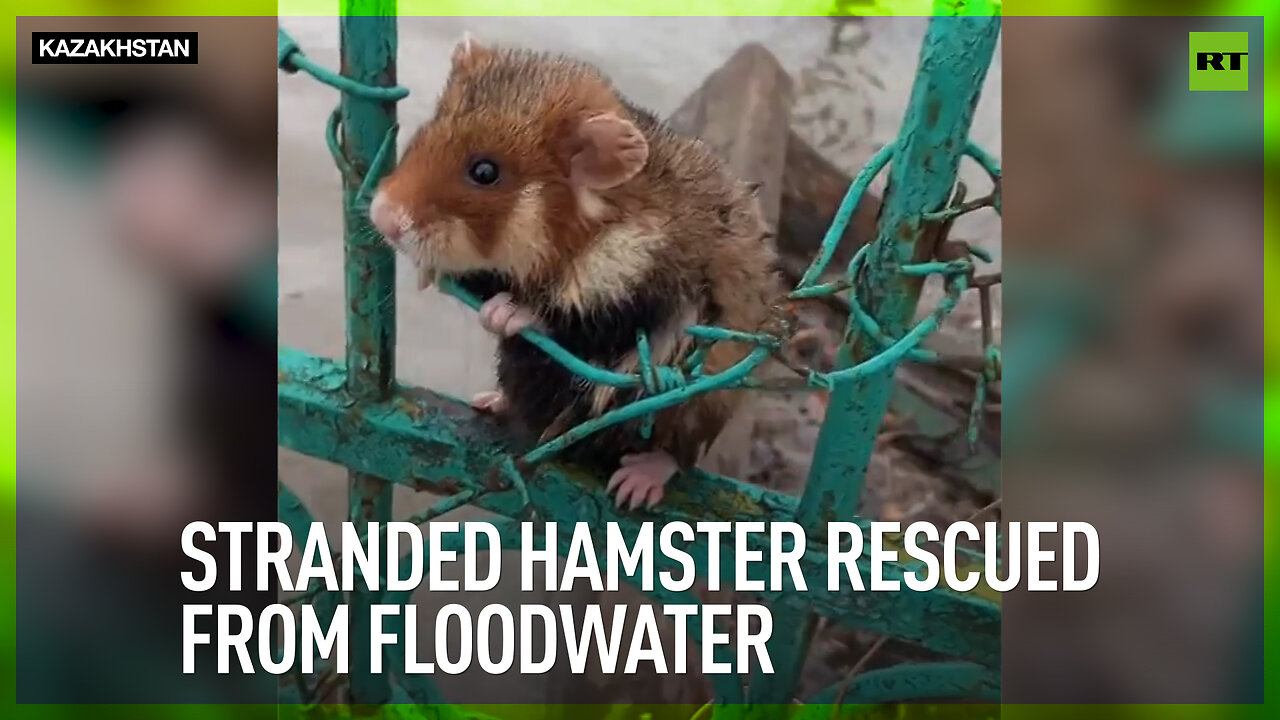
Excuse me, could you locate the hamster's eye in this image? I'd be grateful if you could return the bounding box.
[467,158,500,187]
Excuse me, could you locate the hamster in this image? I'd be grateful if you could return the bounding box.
[369,36,782,510]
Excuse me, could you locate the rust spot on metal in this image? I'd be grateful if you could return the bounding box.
[924,97,942,128]
[707,486,767,518]
[393,396,425,422]
[411,475,463,497]
[813,490,840,528]
[383,57,399,117]
[551,461,606,489]
[512,457,537,478]
[414,438,458,467]
[484,465,510,492]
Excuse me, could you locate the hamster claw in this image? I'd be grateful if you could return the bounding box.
[607,451,679,510]
[479,292,539,337]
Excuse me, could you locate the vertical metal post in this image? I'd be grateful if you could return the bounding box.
[339,1,398,707]
[744,16,1000,708]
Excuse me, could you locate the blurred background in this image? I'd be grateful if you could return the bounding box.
[1000,13,1267,705]
[4,4,1271,714]
[13,15,278,708]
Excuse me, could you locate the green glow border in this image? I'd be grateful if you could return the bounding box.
[3,1,1276,718]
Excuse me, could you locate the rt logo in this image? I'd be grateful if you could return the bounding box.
[1189,31,1249,91]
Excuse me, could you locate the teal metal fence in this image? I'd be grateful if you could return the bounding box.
[277,8,1002,716]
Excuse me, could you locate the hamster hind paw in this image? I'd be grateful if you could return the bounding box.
[470,390,508,414]
[607,450,679,510]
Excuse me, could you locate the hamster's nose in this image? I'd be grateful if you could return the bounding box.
[369,190,404,242]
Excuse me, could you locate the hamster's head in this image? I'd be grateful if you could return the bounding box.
[370,37,651,288]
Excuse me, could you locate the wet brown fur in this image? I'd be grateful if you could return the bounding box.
[374,40,782,474]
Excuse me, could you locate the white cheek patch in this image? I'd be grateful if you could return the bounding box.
[417,218,489,277]
[494,182,552,279]
[447,218,481,259]
[410,183,556,282]
[557,221,662,312]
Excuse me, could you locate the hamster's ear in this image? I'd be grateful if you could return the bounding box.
[566,113,649,190]
[451,32,489,69]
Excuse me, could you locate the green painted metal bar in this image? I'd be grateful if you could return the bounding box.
[337,2,400,707]
[277,348,1001,669]
[277,349,1001,580]
[808,9,1000,544]
[746,15,1001,708]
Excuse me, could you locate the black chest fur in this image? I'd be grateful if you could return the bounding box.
[452,270,695,471]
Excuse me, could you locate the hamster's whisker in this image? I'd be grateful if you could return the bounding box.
[353,225,393,250]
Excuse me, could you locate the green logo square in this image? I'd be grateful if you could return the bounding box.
[1189,31,1249,91]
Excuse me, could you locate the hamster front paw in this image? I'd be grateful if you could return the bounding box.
[479,292,539,337]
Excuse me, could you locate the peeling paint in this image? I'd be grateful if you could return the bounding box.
[278,348,999,668]
[750,16,1001,706]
